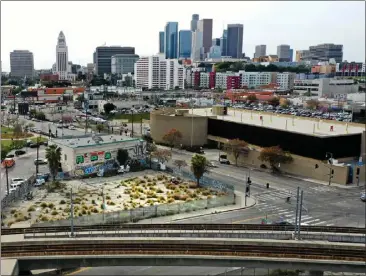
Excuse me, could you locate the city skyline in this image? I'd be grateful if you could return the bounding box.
[1,1,365,71]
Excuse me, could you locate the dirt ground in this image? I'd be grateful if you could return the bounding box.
[1,172,225,228]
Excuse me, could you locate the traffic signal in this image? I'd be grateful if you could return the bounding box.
[246,186,250,194]
[315,164,319,169]
[356,168,360,175]
[331,169,334,175]
[247,177,252,185]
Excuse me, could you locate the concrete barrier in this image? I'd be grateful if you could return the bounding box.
[22,230,366,244]
[5,237,365,251]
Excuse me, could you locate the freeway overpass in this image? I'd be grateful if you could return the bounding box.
[2,238,365,275]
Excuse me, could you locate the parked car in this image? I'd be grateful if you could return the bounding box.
[34,178,46,187]
[361,192,366,202]
[34,158,48,165]
[15,150,26,156]
[40,141,48,146]
[6,154,15,158]
[11,178,25,184]
[219,154,230,165]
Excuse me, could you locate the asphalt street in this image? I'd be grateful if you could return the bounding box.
[68,149,365,276]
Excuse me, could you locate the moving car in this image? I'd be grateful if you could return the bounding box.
[34,159,48,165]
[29,143,40,148]
[15,150,26,156]
[2,158,15,168]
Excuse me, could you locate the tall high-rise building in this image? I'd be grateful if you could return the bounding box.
[191,30,203,61]
[159,31,165,53]
[254,45,266,58]
[190,14,199,32]
[308,44,343,63]
[94,46,135,76]
[212,38,221,47]
[197,19,213,54]
[227,24,243,58]
[56,31,69,80]
[289,48,294,62]
[179,30,192,59]
[10,50,34,78]
[220,30,228,56]
[277,44,291,61]
[164,22,178,59]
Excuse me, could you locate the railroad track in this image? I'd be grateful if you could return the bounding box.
[2,242,365,262]
[2,224,365,236]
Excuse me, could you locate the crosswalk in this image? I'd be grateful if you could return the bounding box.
[256,202,334,226]
[252,185,337,202]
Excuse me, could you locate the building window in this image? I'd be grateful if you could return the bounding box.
[64,154,67,161]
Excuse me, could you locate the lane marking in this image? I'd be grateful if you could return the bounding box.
[304,219,320,224]
[312,221,327,225]
[233,214,276,224]
[66,267,90,275]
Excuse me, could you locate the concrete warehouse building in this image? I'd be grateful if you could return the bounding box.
[51,134,146,177]
[150,107,365,185]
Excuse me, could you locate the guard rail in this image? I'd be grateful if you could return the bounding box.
[2,224,366,236]
[2,241,365,262]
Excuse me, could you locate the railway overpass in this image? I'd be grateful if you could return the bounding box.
[2,237,365,275]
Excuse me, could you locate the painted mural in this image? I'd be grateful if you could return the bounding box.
[74,159,116,177]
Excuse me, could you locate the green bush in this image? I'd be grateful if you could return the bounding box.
[59,200,66,204]
[27,206,36,212]
[40,202,48,208]
[51,210,58,216]
[10,209,16,214]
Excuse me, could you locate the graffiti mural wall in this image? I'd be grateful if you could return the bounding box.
[74,150,117,177]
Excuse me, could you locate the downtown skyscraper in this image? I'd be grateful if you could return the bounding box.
[164,22,178,59]
[190,14,199,32]
[179,30,192,58]
[197,19,213,55]
[55,31,69,80]
[227,24,243,58]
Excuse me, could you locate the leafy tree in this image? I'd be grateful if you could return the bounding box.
[1,146,11,160]
[35,111,46,121]
[45,145,62,182]
[244,64,257,72]
[12,87,23,95]
[306,99,319,110]
[190,154,210,187]
[151,149,172,164]
[258,145,293,172]
[62,115,73,124]
[225,139,248,166]
[162,128,183,150]
[146,141,157,153]
[268,97,280,106]
[96,124,105,133]
[280,98,291,108]
[116,149,129,165]
[29,109,37,118]
[103,103,116,114]
[13,124,23,139]
[174,159,188,170]
[266,64,279,72]
[247,94,257,103]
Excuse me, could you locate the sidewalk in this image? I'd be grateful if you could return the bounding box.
[136,191,256,224]
[286,174,365,189]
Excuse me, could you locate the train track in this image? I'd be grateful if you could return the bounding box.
[2,224,365,236]
[2,242,365,262]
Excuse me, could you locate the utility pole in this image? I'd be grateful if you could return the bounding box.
[84,97,89,135]
[131,109,134,137]
[140,116,143,136]
[70,188,75,237]
[294,187,300,236]
[36,135,40,175]
[5,163,10,195]
[297,190,304,239]
[326,152,333,186]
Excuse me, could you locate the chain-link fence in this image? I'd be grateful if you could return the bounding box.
[33,193,235,227]
[1,174,36,209]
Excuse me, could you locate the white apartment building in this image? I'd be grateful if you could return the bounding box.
[215,72,236,89]
[240,72,274,88]
[293,78,359,97]
[276,72,296,90]
[199,72,210,88]
[134,55,185,90]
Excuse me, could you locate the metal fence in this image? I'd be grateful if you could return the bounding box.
[1,174,36,209]
[33,194,235,227]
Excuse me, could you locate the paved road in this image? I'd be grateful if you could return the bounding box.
[70,149,365,275]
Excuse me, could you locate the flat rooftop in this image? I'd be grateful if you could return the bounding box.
[191,108,365,137]
[52,134,142,148]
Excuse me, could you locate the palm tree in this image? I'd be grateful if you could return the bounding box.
[45,144,62,181]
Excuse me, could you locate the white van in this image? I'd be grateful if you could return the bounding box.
[11,178,25,184]
[10,183,21,189]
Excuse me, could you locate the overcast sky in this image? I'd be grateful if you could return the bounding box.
[1,1,365,71]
